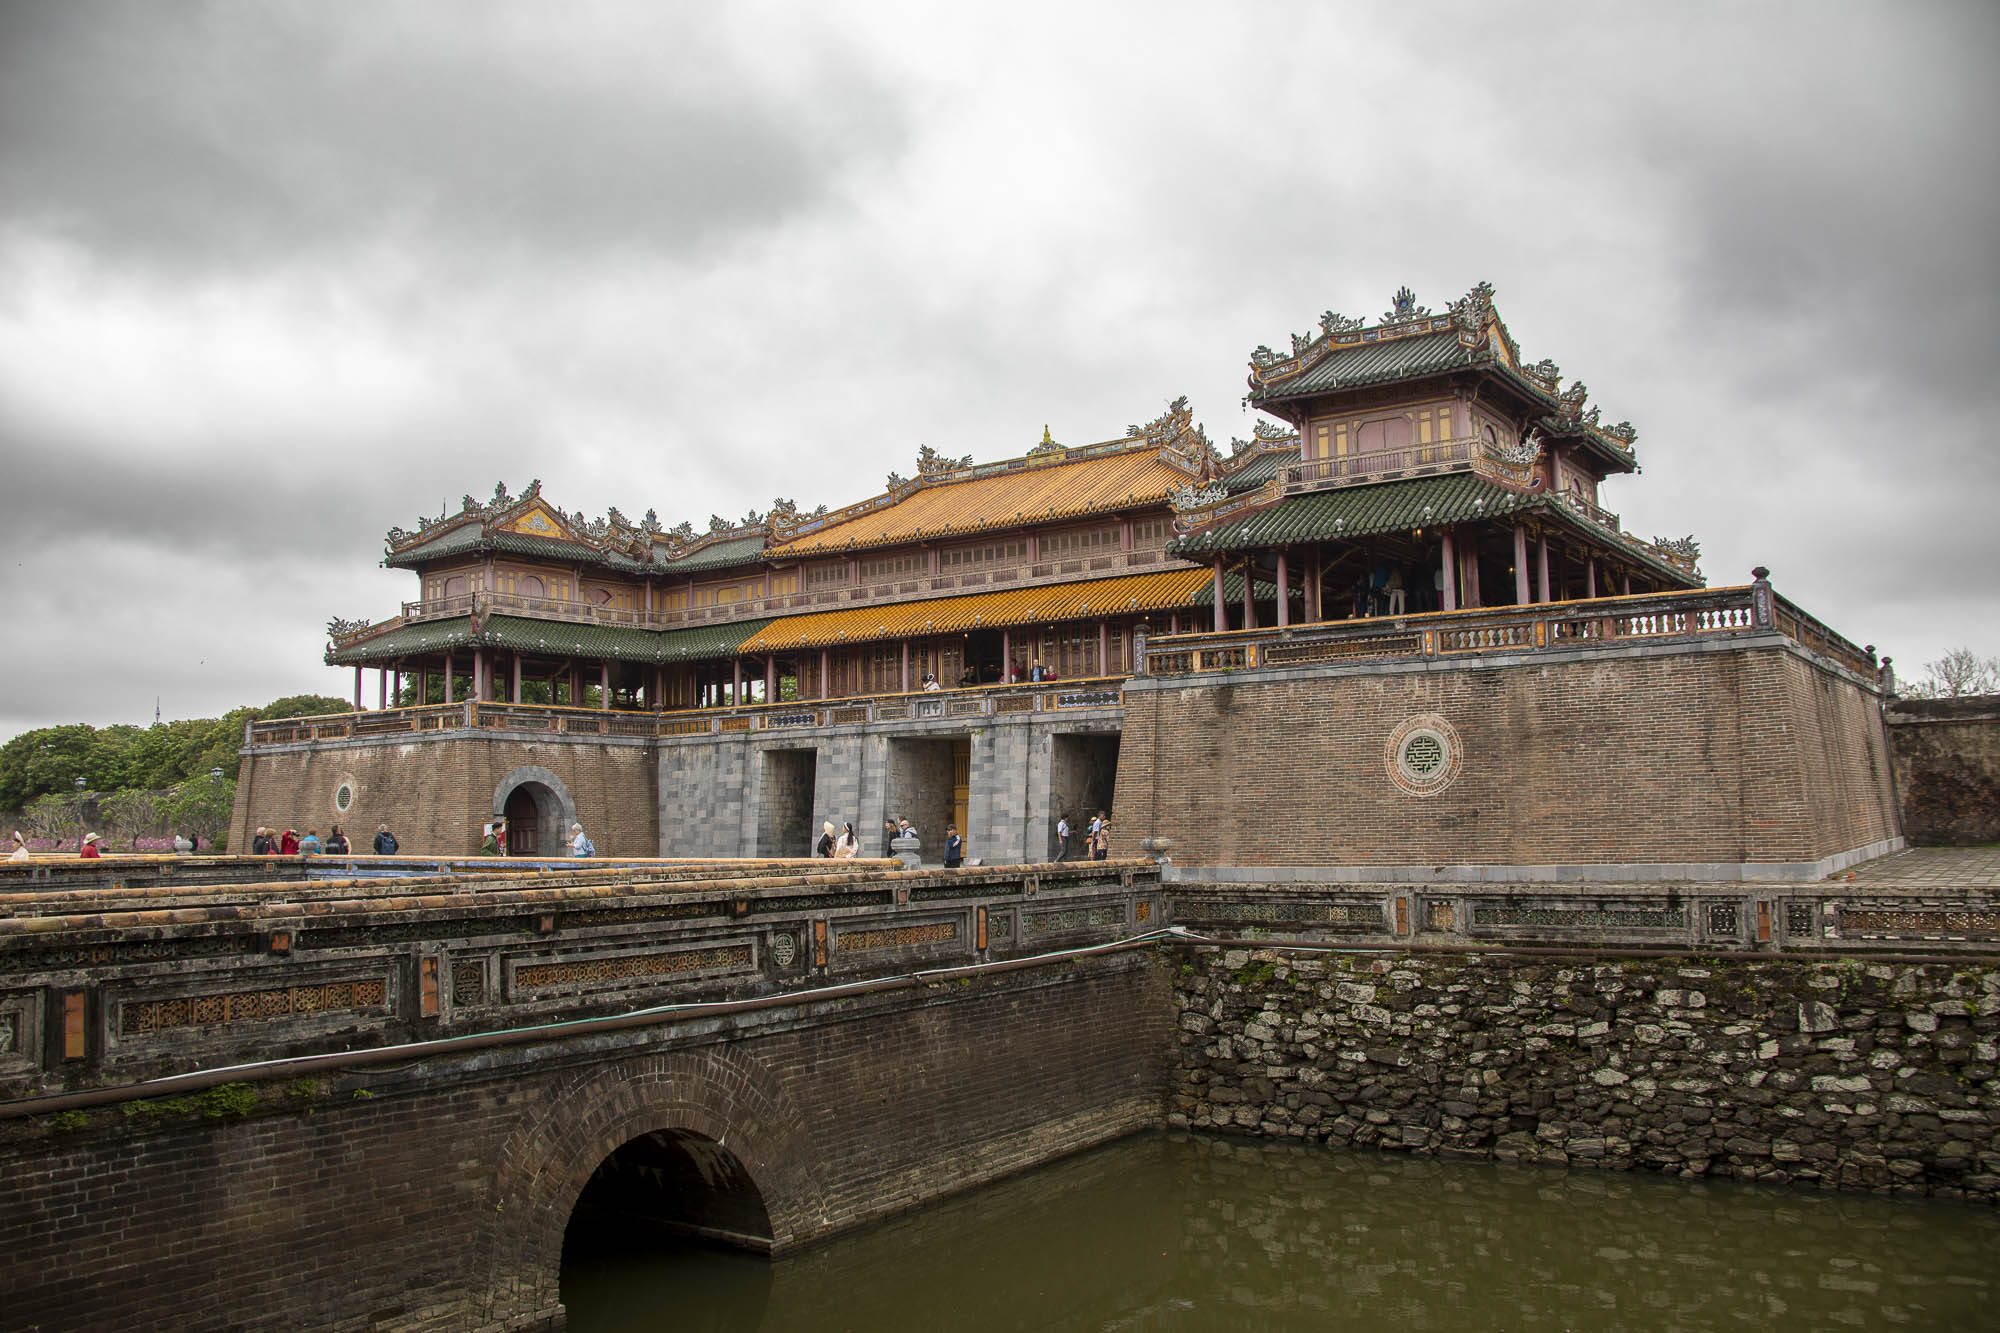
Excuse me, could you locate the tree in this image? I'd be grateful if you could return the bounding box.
[1902,647,2000,699]
[163,773,236,846]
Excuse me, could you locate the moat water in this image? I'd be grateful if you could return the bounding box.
[561,1132,1999,1332]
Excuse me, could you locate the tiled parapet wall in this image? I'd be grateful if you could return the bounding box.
[0,860,1163,1101]
[1169,947,2000,1202]
[1167,882,2000,953]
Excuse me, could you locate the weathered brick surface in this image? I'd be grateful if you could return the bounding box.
[1886,695,2000,845]
[0,951,1172,1333]
[230,733,657,859]
[1171,947,2000,1202]
[1116,639,1898,870]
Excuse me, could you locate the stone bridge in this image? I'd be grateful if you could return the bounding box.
[3,849,1999,1331]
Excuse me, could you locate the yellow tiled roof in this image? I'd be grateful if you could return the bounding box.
[737,567,1213,652]
[765,445,1191,559]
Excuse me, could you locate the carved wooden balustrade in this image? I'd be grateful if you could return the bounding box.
[247,677,1130,747]
[1141,583,1879,683]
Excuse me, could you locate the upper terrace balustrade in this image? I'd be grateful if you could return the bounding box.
[246,675,1131,747]
[1279,437,1624,533]
[1139,583,1880,683]
[346,544,1183,649]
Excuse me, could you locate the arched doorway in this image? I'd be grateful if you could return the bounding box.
[560,1129,775,1327]
[504,785,547,856]
[493,766,577,859]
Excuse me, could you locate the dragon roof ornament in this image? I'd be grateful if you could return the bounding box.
[1382,285,1432,325]
[1133,395,1219,475]
[916,443,975,476]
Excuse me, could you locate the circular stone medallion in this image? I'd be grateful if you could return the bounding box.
[1384,713,1464,797]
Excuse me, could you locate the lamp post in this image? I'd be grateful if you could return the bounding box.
[73,776,86,850]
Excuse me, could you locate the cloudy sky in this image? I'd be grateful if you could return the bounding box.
[1,0,1994,738]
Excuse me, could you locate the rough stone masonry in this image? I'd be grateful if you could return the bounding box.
[1170,948,1999,1201]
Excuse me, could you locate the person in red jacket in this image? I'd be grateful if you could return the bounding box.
[79,832,102,858]
[279,829,300,855]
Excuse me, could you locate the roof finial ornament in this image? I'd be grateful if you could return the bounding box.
[1382,285,1431,325]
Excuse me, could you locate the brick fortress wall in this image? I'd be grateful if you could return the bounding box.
[1116,635,1900,874]
[1886,695,2000,845]
[229,731,658,859]
[1170,946,1997,1202]
[0,950,1172,1333]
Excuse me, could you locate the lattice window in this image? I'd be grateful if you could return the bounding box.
[1705,903,1741,937]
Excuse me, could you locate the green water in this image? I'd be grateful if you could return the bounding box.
[561,1132,1999,1332]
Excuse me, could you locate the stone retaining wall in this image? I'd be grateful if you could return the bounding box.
[1886,695,2000,845]
[1170,947,1998,1202]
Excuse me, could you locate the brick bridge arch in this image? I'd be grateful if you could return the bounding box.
[473,1043,831,1327]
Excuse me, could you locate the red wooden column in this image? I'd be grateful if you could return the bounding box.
[353,666,363,708]
[1440,530,1458,612]
[1537,534,1552,603]
[1212,557,1227,629]
[512,655,523,704]
[1275,550,1290,627]
[443,653,454,704]
[1000,629,1011,677]
[377,667,388,710]
[819,649,829,699]
[1513,524,1531,605]
[1241,559,1256,630]
[1587,558,1597,598]
[732,658,743,705]
[764,656,776,704]
[1098,620,1109,674]
[600,661,612,711]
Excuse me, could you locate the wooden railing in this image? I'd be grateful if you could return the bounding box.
[1281,436,1477,493]
[369,545,1182,640]
[1142,583,1879,682]
[247,678,1131,748]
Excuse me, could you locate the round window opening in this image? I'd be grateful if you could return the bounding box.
[333,782,355,814]
[1385,714,1463,797]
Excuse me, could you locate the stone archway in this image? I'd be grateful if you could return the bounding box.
[493,766,576,858]
[472,1046,830,1330]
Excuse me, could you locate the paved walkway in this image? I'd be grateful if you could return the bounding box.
[1843,846,2000,888]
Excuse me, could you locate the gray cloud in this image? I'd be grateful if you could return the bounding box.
[1,0,1996,738]
[0,1,905,269]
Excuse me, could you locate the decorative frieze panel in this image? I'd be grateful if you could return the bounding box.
[300,919,538,951]
[121,977,391,1037]
[750,891,894,914]
[989,911,1015,944]
[1705,903,1741,938]
[1786,903,1816,937]
[512,943,754,993]
[2,935,259,977]
[1471,904,1687,930]
[1024,905,1124,935]
[451,959,486,1005]
[1176,898,1386,931]
[911,881,1023,901]
[1838,907,2000,938]
[560,902,729,929]
[835,922,958,953]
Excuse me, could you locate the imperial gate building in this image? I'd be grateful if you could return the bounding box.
[234,284,1900,878]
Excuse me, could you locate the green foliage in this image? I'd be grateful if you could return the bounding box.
[199,1083,260,1121]
[0,694,349,813]
[49,1109,87,1132]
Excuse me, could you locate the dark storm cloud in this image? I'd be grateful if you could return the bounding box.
[0,1,905,268]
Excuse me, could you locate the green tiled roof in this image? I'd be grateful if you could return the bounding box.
[1168,475,1699,586]
[384,529,599,568]
[1252,330,1477,402]
[1172,475,1530,554]
[1223,451,1285,494]
[327,617,482,664]
[658,534,767,574]
[327,614,777,666]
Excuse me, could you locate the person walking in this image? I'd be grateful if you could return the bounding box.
[943,824,964,868]
[569,822,593,856]
[325,825,350,855]
[373,824,399,855]
[1054,814,1071,862]
[252,827,273,855]
[299,829,323,856]
[481,824,502,856]
[8,831,29,862]
[79,832,102,859]
[834,822,858,858]
[1092,818,1111,861]
[816,821,837,858]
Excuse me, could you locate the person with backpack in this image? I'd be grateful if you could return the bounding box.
[373,824,399,855]
[943,824,964,868]
[324,825,350,855]
[570,822,594,857]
